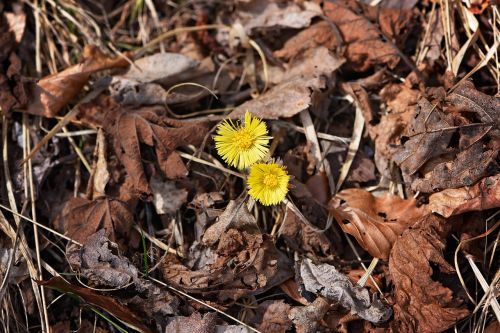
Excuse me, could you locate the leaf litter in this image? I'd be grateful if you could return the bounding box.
[1,0,499,332]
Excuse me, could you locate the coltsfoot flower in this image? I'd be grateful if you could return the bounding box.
[247,162,290,206]
[214,111,271,169]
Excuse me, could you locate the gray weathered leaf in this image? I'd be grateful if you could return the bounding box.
[299,258,392,324]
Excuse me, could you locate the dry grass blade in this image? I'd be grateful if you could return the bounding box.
[336,95,364,191]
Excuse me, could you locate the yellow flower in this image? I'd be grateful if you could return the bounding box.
[247,163,290,206]
[214,111,271,169]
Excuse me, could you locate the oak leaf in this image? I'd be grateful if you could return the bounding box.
[389,214,469,332]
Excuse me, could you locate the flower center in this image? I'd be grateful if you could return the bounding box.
[234,129,255,150]
[263,173,278,188]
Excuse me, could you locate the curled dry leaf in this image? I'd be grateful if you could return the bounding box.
[162,201,293,303]
[38,276,154,333]
[67,230,138,288]
[27,45,130,117]
[329,188,429,260]
[299,258,392,324]
[429,174,500,218]
[103,106,209,196]
[57,196,132,246]
[389,214,469,332]
[67,230,178,325]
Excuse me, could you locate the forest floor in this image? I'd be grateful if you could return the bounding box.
[0,0,499,332]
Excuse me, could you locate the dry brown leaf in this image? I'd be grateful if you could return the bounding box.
[103,106,208,197]
[323,1,400,71]
[161,201,293,303]
[250,300,292,333]
[394,82,499,192]
[279,207,333,257]
[268,46,344,85]
[429,174,500,217]
[274,21,339,60]
[373,83,420,179]
[237,0,322,33]
[27,45,130,117]
[164,312,217,333]
[230,76,324,119]
[389,214,469,332]
[0,52,28,112]
[328,188,429,260]
[57,197,132,246]
[150,175,188,215]
[38,276,154,333]
[393,97,455,176]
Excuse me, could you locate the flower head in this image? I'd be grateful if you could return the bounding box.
[247,162,290,206]
[214,111,271,169]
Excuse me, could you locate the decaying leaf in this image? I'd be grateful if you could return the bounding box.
[57,196,132,245]
[162,201,293,303]
[323,1,400,71]
[372,83,420,178]
[429,174,500,217]
[393,97,455,176]
[279,207,333,257]
[250,300,292,333]
[67,230,178,325]
[389,214,469,332]
[150,175,188,215]
[103,106,208,196]
[299,258,392,324]
[67,230,138,288]
[27,45,130,117]
[268,46,344,85]
[230,76,324,119]
[329,188,429,260]
[164,312,217,333]
[38,276,154,333]
[202,200,260,246]
[237,0,322,33]
[394,81,499,192]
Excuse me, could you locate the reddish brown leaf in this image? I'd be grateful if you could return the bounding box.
[329,188,429,260]
[429,174,500,217]
[103,106,208,196]
[323,2,400,72]
[57,197,132,246]
[389,215,469,332]
[27,45,130,117]
[38,276,153,333]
